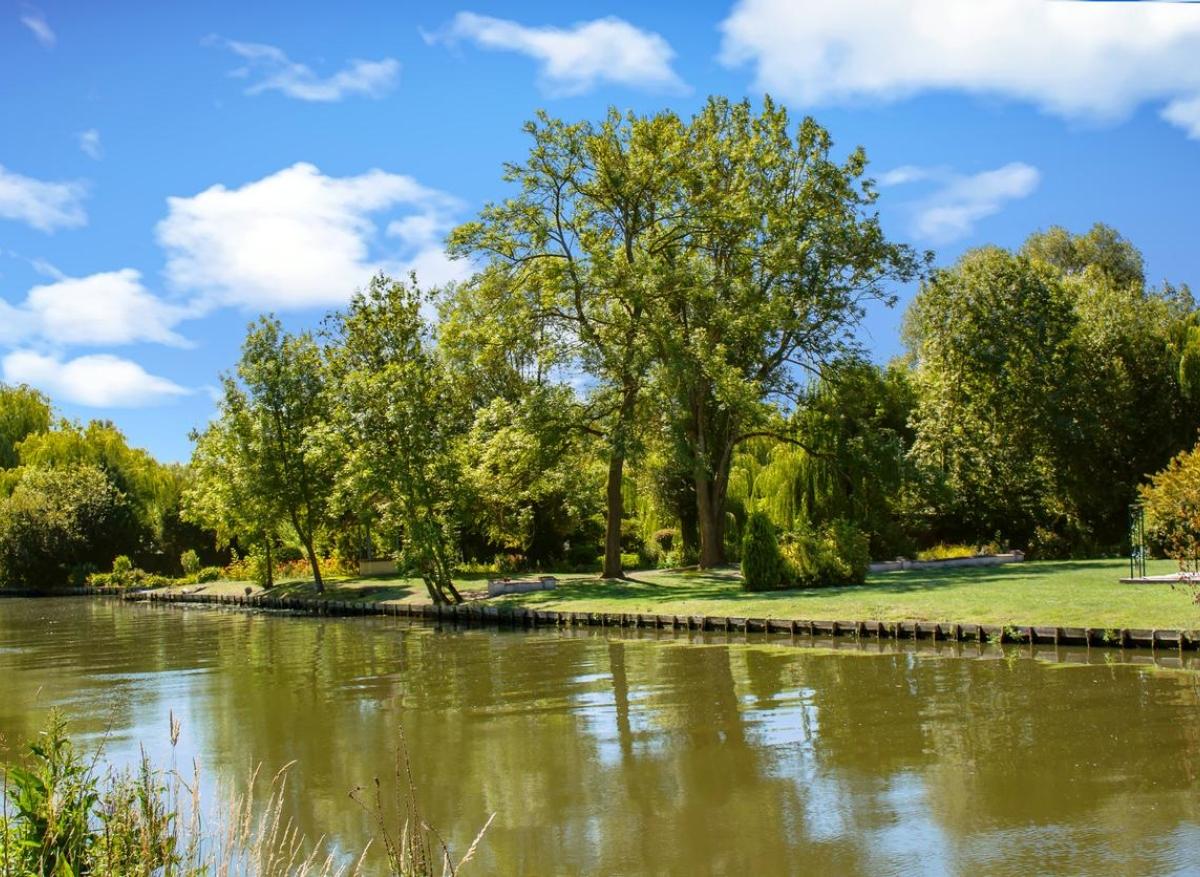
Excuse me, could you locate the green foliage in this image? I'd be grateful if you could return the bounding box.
[916,544,978,562]
[780,519,870,588]
[326,275,468,605]
[0,384,51,471]
[0,464,140,590]
[1141,443,1200,571]
[180,549,200,577]
[110,554,135,587]
[195,566,222,584]
[906,228,1200,554]
[2,713,99,875]
[740,511,783,591]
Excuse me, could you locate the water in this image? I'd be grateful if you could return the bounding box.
[2,597,1199,876]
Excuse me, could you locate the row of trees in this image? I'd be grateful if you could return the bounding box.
[182,100,1200,602]
[0,387,219,588]
[5,97,1198,593]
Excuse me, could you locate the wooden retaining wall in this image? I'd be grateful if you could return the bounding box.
[123,589,1200,654]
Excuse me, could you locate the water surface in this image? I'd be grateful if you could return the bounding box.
[1,597,1199,875]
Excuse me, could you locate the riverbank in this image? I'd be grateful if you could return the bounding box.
[118,557,1200,650]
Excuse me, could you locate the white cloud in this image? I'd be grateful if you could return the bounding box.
[3,351,189,408]
[156,162,467,310]
[0,165,87,232]
[431,12,685,96]
[23,269,192,347]
[1163,96,1200,140]
[78,129,102,160]
[20,8,54,48]
[878,165,940,187]
[719,0,1200,137]
[888,162,1040,244]
[213,38,399,101]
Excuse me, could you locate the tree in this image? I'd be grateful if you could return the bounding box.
[183,409,283,588]
[731,359,917,560]
[648,97,921,566]
[0,464,139,589]
[905,247,1080,550]
[0,384,51,470]
[449,109,683,578]
[233,317,335,591]
[325,275,467,605]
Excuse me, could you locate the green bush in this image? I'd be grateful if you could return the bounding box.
[741,511,783,591]
[196,566,222,583]
[88,571,113,588]
[652,529,677,552]
[109,554,136,588]
[620,552,640,570]
[781,519,870,588]
[180,548,201,577]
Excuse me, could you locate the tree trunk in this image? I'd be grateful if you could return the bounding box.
[696,475,727,568]
[263,539,275,589]
[602,452,626,579]
[303,537,324,593]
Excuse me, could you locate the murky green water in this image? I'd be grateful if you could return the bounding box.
[2,598,1199,875]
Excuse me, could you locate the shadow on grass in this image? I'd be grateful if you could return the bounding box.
[503,558,1133,608]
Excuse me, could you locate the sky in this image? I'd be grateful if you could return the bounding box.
[3,0,1200,462]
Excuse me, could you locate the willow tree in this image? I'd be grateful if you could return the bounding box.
[449,109,685,579]
[652,97,921,567]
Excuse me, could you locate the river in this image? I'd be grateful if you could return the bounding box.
[1,597,1199,875]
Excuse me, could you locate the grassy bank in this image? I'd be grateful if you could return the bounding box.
[153,557,1199,630]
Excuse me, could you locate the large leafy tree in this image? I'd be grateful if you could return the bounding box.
[449,109,684,578]
[183,408,284,587]
[905,246,1080,548]
[0,464,139,589]
[227,317,334,590]
[325,275,467,605]
[648,97,921,566]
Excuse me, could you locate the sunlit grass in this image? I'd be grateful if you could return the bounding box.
[154,558,1200,630]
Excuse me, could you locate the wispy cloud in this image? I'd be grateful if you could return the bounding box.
[210,37,399,101]
[77,129,102,160]
[883,162,1040,243]
[429,12,686,96]
[20,7,54,48]
[720,0,1200,139]
[0,165,87,233]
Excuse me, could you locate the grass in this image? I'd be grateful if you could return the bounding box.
[157,557,1200,631]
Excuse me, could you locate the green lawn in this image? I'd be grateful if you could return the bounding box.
[179,556,1200,630]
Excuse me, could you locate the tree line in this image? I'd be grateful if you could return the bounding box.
[3,96,1198,596]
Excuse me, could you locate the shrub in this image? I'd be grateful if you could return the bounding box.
[494,552,524,575]
[109,554,136,587]
[741,511,783,591]
[780,519,870,588]
[652,529,677,552]
[274,544,304,563]
[195,566,222,583]
[1141,443,1200,570]
[620,552,640,570]
[180,549,201,577]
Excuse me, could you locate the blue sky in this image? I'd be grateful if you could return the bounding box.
[4,0,1200,461]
